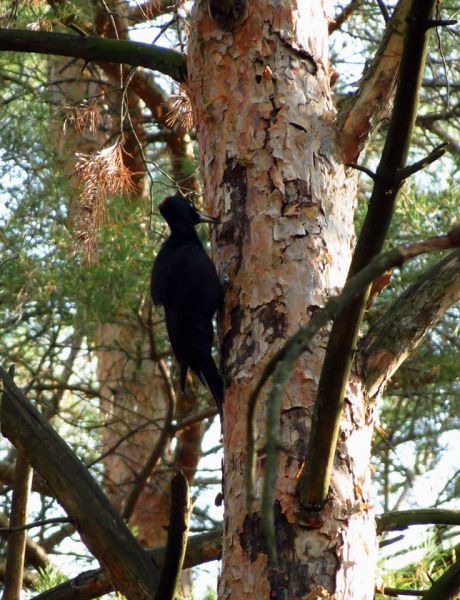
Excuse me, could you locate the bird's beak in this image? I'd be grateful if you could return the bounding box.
[197,210,220,224]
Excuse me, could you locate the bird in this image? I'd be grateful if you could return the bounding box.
[151,194,224,422]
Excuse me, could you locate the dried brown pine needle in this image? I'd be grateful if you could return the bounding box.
[63,100,102,135]
[27,17,54,31]
[165,84,194,131]
[73,140,138,261]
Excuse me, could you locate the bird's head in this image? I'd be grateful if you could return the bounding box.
[159,195,219,232]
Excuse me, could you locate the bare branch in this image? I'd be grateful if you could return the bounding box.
[338,0,412,162]
[0,517,71,534]
[3,451,33,600]
[329,0,363,34]
[398,142,448,179]
[421,558,460,600]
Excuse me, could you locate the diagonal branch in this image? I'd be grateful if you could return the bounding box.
[33,527,222,600]
[0,29,186,83]
[421,558,460,600]
[337,0,412,162]
[361,248,460,398]
[246,226,460,511]
[0,367,161,599]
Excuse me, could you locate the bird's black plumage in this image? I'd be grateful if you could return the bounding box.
[151,195,224,421]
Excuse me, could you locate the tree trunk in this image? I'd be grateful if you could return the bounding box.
[188,1,377,598]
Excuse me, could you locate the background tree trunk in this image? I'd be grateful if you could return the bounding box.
[188,1,377,598]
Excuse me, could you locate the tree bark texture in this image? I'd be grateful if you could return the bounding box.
[188,1,377,598]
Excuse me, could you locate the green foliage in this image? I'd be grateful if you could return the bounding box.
[380,533,459,595]
[199,588,218,600]
[34,565,68,592]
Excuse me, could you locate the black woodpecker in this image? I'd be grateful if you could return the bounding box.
[151,194,224,422]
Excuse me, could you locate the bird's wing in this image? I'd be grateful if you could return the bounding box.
[151,244,170,306]
[164,243,222,314]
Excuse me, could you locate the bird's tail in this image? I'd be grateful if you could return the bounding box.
[199,357,224,423]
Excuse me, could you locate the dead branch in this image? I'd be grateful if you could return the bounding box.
[3,449,33,600]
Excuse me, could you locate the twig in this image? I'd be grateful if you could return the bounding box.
[427,19,457,28]
[260,362,288,565]
[376,588,427,597]
[0,255,19,270]
[346,162,378,180]
[397,142,448,179]
[379,535,404,548]
[328,0,362,34]
[0,517,71,534]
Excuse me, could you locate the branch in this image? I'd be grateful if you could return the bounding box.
[397,142,448,179]
[0,367,160,599]
[127,0,174,24]
[0,512,48,571]
[376,0,391,22]
[421,558,460,600]
[417,119,460,155]
[361,248,460,398]
[154,472,192,600]
[376,588,427,597]
[377,508,460,533]
[329,0,363,34]
[33,527,222,600]
[0,29,186,83]
[3,436,33,600]
[245,226,460,510]
[337,0,412,162]
[0,517,71,534]
[299,0,438,509]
